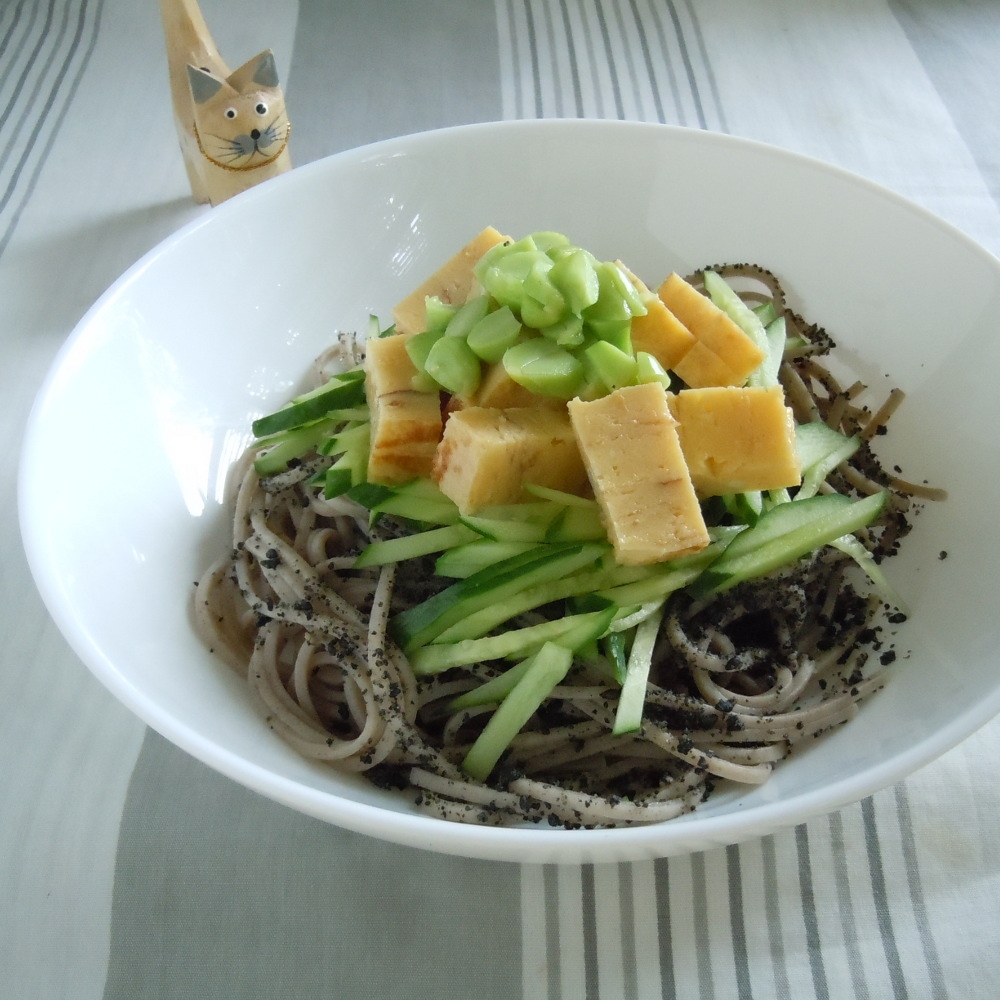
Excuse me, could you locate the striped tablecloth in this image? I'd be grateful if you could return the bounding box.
[4,1,999,996]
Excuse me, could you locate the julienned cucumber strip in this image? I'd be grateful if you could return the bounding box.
[353,523,479,569]
[715,494,852,560]
[348,480,460,526]
[759,316,787,389]
[612,604,666,734]
[434,540,539,578]
[318,420,370,456]
[435,498,603,576]
[350,476,451,505]
[375,496,460,525]
[449,656,538,711]
[390,543,605,653]
[830,533,908,613]
[723,490,763,524]
[459,514,549,544]
[604,630,630,684]
[462,642,574,781]
[253,418,338,476]
[320,428,371,497]
[694,491,887,594]
[251,369,365,438]
[544,503,606,542]
[701,270,772,385]
[522,483,597,508]
[430,552,667,645]
[594,543,724,606]
[435,551,688,644]
[411,605,617,676]
[795,422,861,500]
[753,300,780,326]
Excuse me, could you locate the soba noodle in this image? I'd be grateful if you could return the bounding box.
[194,265,938,828]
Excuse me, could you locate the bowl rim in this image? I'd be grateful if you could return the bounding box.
[19,118,1000,863]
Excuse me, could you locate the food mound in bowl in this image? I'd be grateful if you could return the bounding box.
[194,228,942,829]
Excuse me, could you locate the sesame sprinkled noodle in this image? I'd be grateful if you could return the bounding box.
[194,264,940,829]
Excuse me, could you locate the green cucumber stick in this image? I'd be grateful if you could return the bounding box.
[462,642,574,780]
[391,543,602,652]
[541,314,585,347]
[696,491,887,594]
[411,605,614,676]
[613,605,665,734]
[251,371,366,438]
[701,270,771,384]
[795,421,861,500]
[352,523,479,570]
[253,418,338,475]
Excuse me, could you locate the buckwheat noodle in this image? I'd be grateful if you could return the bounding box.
[194,267,941,828]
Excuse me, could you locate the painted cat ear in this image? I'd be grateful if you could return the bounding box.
[252,51,280,88]
[227,50,281,91]
[187,64,226,104]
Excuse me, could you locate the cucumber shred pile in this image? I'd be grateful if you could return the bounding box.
[195,238,939,828]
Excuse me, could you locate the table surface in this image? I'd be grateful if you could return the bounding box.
[4,1,1000,997]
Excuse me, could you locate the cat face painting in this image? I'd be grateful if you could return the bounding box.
[188,52,290,173]
[184,51,292,204]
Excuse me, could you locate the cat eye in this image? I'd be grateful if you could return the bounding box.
[255,102,268,115]
[224,107,237,119]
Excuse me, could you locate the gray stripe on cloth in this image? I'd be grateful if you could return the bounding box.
[691,852,716,1000]
[662,0,707,127]
[581,865,600,998]
[654,857,676,999]
[543,864,562,998]
[0,0,58,145]
[894,784,948,999]
[543,865,562,1000]
[828,810,872,1000]
[591,0,626,118]
[725,845,752,1000]
[625,0,667,122]
[0,0,40,95]
[761,835,793,1000]
[617,864,640,1000]
[103,730,522,1000]
[285,0,502,165]
[0,0,104,260]
[862,796,909,999]
[554,0,584,116]
[676,0,727,131]
[495,0,726,128]
[519,0,544,116]
[634,0,684,123]
[796,825,831,1000]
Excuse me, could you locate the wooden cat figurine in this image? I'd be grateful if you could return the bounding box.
[160,0,292,205]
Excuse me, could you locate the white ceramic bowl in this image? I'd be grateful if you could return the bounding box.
[19,120,1000,864]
